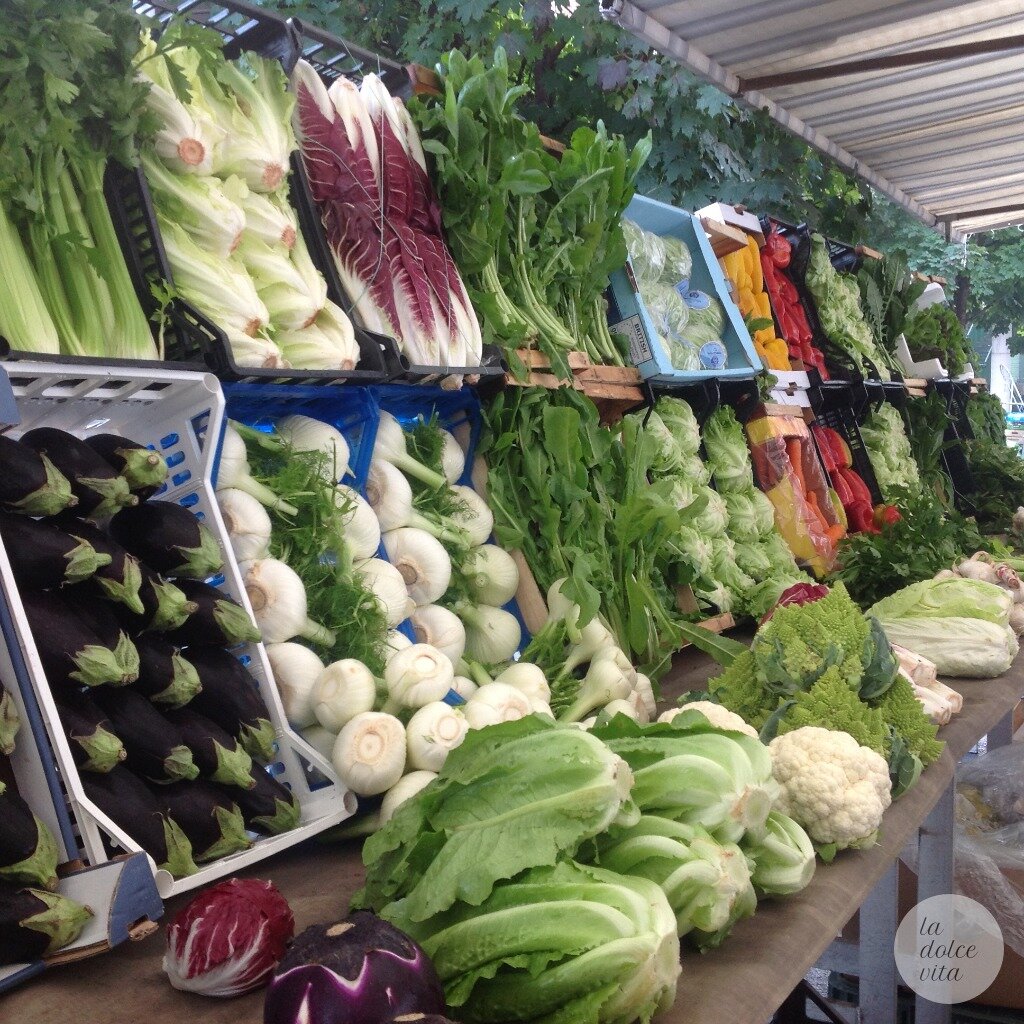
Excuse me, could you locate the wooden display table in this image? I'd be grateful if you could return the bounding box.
[4,646,1021,1024]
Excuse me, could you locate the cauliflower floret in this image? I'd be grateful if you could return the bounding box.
[660,701,758,738]
[768,726,891,855]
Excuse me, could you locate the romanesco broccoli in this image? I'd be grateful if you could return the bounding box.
[776,666,888,757]
[708,650,776,729]
[754,584,869,693]
[873,674,944,766]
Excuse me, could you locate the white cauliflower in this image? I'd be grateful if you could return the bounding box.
[659,701,758,738]
[768,727,891,855]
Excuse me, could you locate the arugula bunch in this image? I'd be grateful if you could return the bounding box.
[480,386,685,678]
[411,48,651,375]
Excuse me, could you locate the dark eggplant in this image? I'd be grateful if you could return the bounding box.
[92,688,199,784]
[165,707,256,789]
[155,781,252,863]
[0,781,59,890]
[0,434,77,517]
[166,579,260,648]
[20,590,138,688]
[0,680,19,755]
[84,433,168,500]
[54,690,126,773]
[0,512,111,590]
[110,501,223,580]
[186,648,275,761]
[224,767,300,836]
[56,519,145,615]
[133,634,201,709]
[58,589,140,684]
[81,766,197,878]
[20,427,136,518]
[0,880,93,963]
[106,562,197,635]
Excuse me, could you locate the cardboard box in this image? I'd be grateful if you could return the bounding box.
[695,202,766,246]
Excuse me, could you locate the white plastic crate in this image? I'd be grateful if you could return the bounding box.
[0,363,354,898]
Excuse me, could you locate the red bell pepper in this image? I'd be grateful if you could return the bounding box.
[829,470,855,508]
[837,466,873,506]
[848,501,878,534]
[811,425,838,472]
[874,504,901,527]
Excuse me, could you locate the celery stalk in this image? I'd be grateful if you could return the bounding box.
[0,203,60,354]
[73,157,156,360]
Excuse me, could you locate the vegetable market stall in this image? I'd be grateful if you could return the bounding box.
[5,640,1019,1024]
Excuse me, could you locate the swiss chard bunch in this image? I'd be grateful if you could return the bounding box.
[964,438,1024,530]
[967,393,1007,446]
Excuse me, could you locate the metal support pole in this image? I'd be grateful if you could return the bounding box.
[987,708,1015,750]
[858,863,899,1024]
[915,782,955,1024]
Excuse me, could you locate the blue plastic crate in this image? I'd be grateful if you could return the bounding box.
[221,383,378,490]
[368,385,532,654]
[607,195,763,384]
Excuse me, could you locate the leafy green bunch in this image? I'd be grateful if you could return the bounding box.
[967,393,1007,447]
[965,438,1024,531]
[831,486,987,608]
[903,304,972,377]
[856,253,926,356]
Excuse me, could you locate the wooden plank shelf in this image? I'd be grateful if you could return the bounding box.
[505,348,647,424]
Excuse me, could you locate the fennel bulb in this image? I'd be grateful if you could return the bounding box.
[266,642,325,730]
[299,724,337,762]
[459,603,522,664]
[440,429,465,483]
[463,544,519,607]
[562,618,619,675]
[313,659,377,732]
[366,460,413,532]
[449,485,494,546]
[333,485,381,562]
[372,411,446,491]
[331,712,406,797]
[277,415,351,483]
[451,675,478,700]
[355,558,414,628]
[217,487,273,563]
[385,629,413,661]
[494,662,550,706]
[634,674,657,721]
[410,604,465,668]
[600,698,643,723]
[217,426,298,516]
[406,701,468,772]
[243,558,336,647]
[464,683,532,729]
[383,644,455,714]
[383,527,452,607]
[380,770,436,825]
[559,648,636,723]
[546,578,581,631]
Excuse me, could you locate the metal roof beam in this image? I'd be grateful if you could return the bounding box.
[939,201,1024,219]
[738,32,1024,90]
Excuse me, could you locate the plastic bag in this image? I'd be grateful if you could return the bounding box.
[660,235,693,287]
[623,219,665,288]
[958,744,1024,827]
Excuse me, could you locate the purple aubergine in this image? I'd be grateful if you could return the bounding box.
[85,433,168,500]
[165,706,256,790]
[0,781,59,890]
[105,561,197,635]
[0,434,76,516]
[56,519,145,615]
[133,634,201,709]
[92,687,198,784]
[186,648,275,762]
[20,590,137,689]
[221,768,300,836]
[81,766,197,878]
[54,689,126,774]
[20,427,136,518]
[153,781,252,864]
[0,880,93,963]
[263,914,447,1024]
[110,501,223,580]
[166,579,260,648]
[0,511,111,590]
[0,680,19,756]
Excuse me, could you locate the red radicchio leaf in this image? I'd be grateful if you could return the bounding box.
[164,878,295,997]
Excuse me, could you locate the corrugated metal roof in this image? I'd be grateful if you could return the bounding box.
[599,0,1024,237]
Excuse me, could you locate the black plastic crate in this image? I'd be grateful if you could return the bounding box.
[0,160,207,372]
[809,380,885,507]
